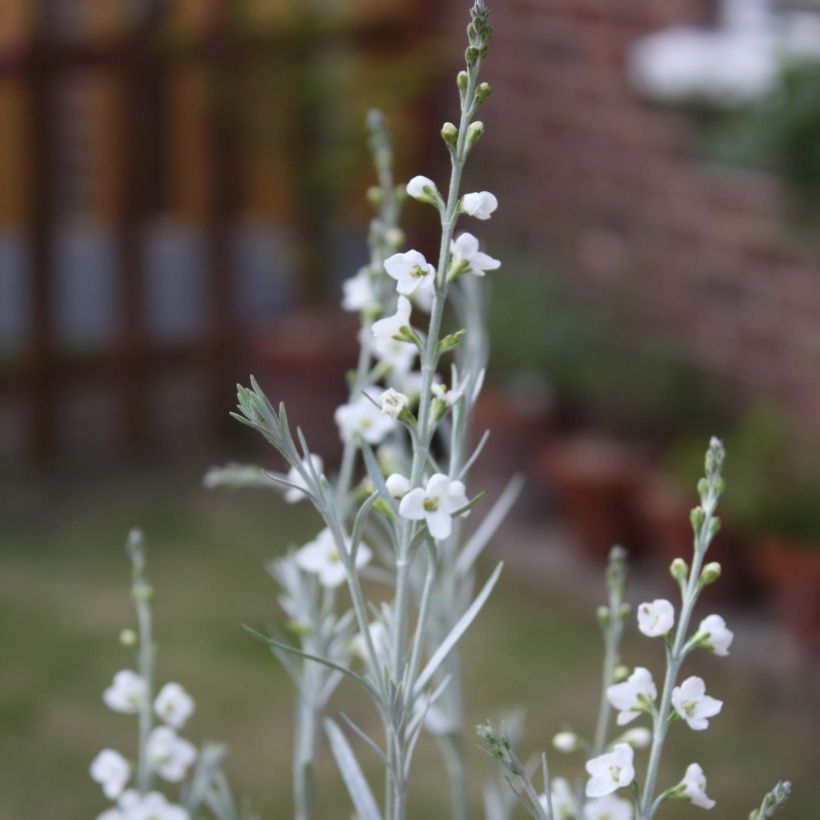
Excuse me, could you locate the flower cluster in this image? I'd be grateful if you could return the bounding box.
[90,532,248,820]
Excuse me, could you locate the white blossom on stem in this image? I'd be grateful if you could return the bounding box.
[696,614,733,656]
[585,743,635,798]
[461,190,498,220]
[406,175,440,203]
[341,269,377,312]
[295,528,372,589]
[637,599,675,638]
[606,667,657,725]
[113,790,189,820]
[618,726,652,749]
[103,670,147,715]
[450,232,501,277]
[90,749,130,799]
[284,455,323,503]
[671,677,722,731]
[680,763,716,809]
[334,394,395,444]
[399,473,469,540]
[584,794,633,820]
[374,336,416,375]
[145,726,196,783]
[384,250,436,296]
[379,388,409,420]
[386,473,411,499]
[154,682,195,729]
[372,296,412,341]
[552,730,579,753]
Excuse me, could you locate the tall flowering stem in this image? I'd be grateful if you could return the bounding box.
[128,529,156,795]
[638,438,726,819]
[591,546,628,758]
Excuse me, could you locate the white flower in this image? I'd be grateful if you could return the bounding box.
[154,682,195,729]
[386,473,411,499]
[586,743,635,798]
[334,395,395,444]
[384,250,436,296]
[584,794,633,820]
[450,232,501,277]
[552,731,579,753]
[618,726,652,749]
[680,762,716,809]
[607,667,657,725]
[284,455,323,503]
[637,599,675,637]
[145,726,197,783]
[406,175,439,202]
[379,388,409,420]
[372,296,412,341]
[671,677,722,731]
[373,336,416,375]
[542,777,577,819]
[352,620,390,669]
[103,670,147,714]
[117,790,189,820]
[90,749,130,799]
[341,269,377,312]
[696,614,733,656]
[399,473,469,540]
[295,528,372,589]
[461,191,498,220]
[431,382,462,407]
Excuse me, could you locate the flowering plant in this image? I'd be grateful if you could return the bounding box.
[90,3,794,819]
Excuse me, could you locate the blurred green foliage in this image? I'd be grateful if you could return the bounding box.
[487,266,724,442]
[706,61,820,220]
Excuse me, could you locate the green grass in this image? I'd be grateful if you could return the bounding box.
[1,471,817,818]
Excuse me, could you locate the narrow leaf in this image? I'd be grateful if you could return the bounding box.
[413,562,503,695]
[324,719,384,820]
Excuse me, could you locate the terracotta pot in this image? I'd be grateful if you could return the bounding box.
[247,308,359,462]
[635,471,757,603]
[752,537,820,653]
[535,435,645,564]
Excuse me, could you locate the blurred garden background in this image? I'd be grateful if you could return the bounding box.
[1,0,819,817]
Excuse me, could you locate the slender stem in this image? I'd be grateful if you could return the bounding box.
[639,487,720,819]
[128,532,155,795]
[293,689,318,820]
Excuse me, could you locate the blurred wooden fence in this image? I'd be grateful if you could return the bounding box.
[0,1,436,462]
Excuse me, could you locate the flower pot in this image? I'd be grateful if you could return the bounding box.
[535,435,645,564]
[752,537,820,653]
[247,308,359,462]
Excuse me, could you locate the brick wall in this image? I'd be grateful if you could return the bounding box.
[442,0,820,434]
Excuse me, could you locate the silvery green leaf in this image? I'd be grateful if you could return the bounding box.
[414,562,503,696]
[324,719,384,820]
[203,463,277,490]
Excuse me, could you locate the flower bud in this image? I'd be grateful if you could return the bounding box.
[690,506,705,530]
[670,557,689,584]
[697,478,709,500]
[552,731,580,753]
[367,186,382,207]
[441,121,458,150]
[708,516,721,537]
[614,665,630,683]
[476,81,492,103]
[385,227,405,249]
[618,602,631,621]
[466,45,481,65]
[596,605,610,627]
[119,628,137,648]
[467,121,484,149]
[457,70,469,93]
[700,562,721,585]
